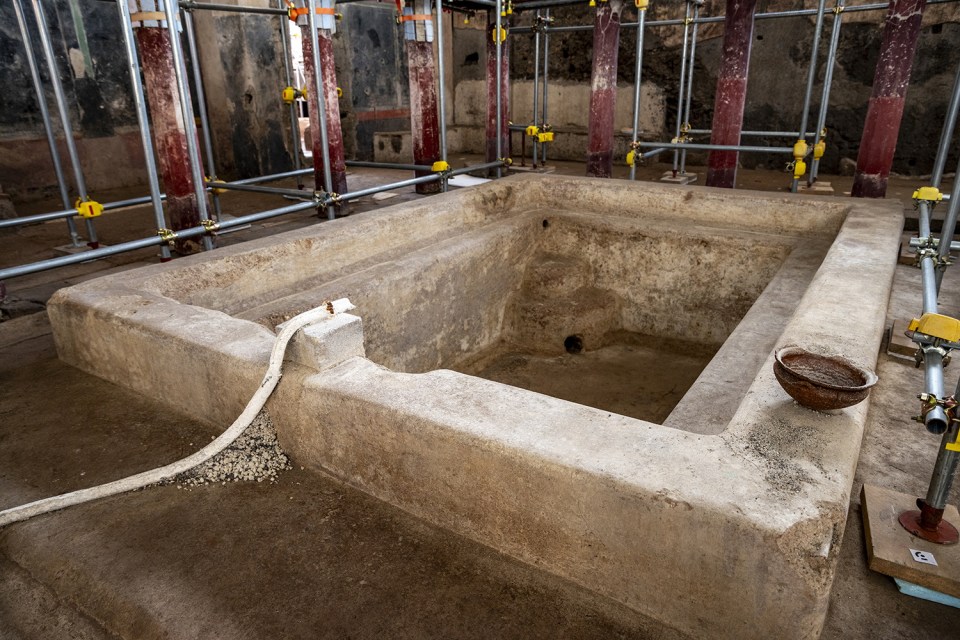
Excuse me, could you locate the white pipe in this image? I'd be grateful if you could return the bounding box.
[0,299,355,529]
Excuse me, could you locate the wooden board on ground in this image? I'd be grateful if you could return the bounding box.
[899,232,917,265]
[861,483,960,599]
[887,319,918,360]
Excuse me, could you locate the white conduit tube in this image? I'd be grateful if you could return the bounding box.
[0,299,354,529]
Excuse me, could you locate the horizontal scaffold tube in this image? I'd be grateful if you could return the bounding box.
[511,0,954,34]
[0,161,507,281]
[637,141,794,154]
[345,160,435,172]
[178,1,288,16]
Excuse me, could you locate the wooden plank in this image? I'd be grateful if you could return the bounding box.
[899,232,917,265]
[887,319,918,360]
[861,483,960,599]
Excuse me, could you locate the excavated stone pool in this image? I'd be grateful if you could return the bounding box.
[49,175,902,638]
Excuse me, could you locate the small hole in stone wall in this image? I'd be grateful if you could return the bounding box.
[542,219,550,228]
[464,52,479,66]
[564,335,584,354]
[756,34,764,41]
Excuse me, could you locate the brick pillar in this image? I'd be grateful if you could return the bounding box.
[852,0,927,198]
[402,1,441,194]
[705,0,758,189]
[131,5,203,253]
[586,0,624,178]
[486,12,510,175]
[298,0,348,199]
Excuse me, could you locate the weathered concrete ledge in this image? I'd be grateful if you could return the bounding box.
[47,175,903,638]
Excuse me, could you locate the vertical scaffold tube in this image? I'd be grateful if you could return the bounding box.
[116,0,172,262]
[931,60,960,189]
[679,0,701,176]
[541,8,551,165]
[278,0,305,189]
[671,0,692,176]
[486,5,509,177]
[497,2,504,178]
[436,0,449,190]
[30,0,99,247]
[936,138,960,292]
[12,0,80,247]
[301,0,345,218]
[533,10,541,167]
[183,9,222,221]
[161,0,214,251]
[130,1,207,253]
[791,0,827,193]
[628,1,647,181]
[808,0,844,186]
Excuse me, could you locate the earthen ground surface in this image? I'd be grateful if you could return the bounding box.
[2,162,960,638]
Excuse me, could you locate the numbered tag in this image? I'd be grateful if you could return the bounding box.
[909,548,938,566]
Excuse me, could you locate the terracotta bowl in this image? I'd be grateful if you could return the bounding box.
[773,346,878,411]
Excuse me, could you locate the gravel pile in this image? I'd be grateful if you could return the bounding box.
[170,411,292,487]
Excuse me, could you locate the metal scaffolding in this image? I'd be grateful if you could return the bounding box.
[4,0,960,281]
[510,0,956,190]
[0,0,505,282]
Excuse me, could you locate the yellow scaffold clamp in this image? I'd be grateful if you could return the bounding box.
[635,0,648,8]
[432,160,450,173]
[908,313,960,344]
[282,86,304,104]
[791,140,808,179]
[813,140,826,160]
[492,26,507,43]
[913,186,944,204]
[206,177,228,195]
[157,228,178,245]
[538,130,554,143]
[337,86,343,98]
[525,125,540,137]
[626,140,641,167]
[75,197,103,219]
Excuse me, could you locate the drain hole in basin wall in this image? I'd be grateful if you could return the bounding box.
[564,335,584,354]
[542,219,549,228]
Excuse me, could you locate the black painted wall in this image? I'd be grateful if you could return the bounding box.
[0,0,135,139]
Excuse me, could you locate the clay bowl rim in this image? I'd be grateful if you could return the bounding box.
[774,345,878,392]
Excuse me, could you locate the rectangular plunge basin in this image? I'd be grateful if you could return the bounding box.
[48,175,903,639]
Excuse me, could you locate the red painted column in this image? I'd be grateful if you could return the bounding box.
[485,13,510,175]
[403,19,441,194]
[852,0,927,198]
[135,26,203,253]
[705,0,758,189]
[301,24,349,198]
[586,0,624,178]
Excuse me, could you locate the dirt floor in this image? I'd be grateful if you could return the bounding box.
[3,162,960,638]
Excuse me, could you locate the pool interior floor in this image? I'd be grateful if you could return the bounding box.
[456,333,718,424]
